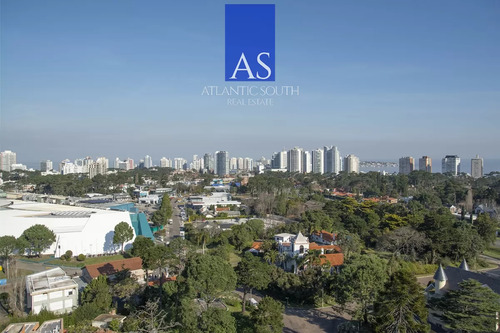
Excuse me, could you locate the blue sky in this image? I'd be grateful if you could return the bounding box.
[1,0,499,166]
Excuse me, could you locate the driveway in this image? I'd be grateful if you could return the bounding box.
[283,306,350,333]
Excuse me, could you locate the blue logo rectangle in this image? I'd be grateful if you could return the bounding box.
[225,4,275,81]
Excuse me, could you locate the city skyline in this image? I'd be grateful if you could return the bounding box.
[1,1,499,163]
[2,147,499,175]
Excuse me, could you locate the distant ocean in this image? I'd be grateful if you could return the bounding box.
[360,159,500,175]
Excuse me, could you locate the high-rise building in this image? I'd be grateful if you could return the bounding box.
[114,158,121,169]
[442,155,461,175]
[399,156,415,175]
[89,158,108,179]
[287,147,303,173]
[96,157,108,174]
[0,150,17,172]
[418,156,432,172]
[215,151,229,176]
[312,148,324,174]
[344,154,360,173]
[203,153,215,172]
[144,155,153,168]
[230,157,238,171]
[160,157,172,168]
[271,150,287,169]
[173,158,186,170]
[324,146,341,174]
[40,160,53,172]
[303,151,312,173]
[471,155,483,179]
[126,158,134,170]
[244,158,253,171]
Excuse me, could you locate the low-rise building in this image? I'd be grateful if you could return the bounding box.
[310,230,336,245]
[82,257,145,283]
[26,268,78,314]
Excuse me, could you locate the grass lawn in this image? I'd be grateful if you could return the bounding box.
[0,268,34,279]
[47,254,127,268]
[18,255,54,263]
[484,246,500,260]
[229,252,241,267]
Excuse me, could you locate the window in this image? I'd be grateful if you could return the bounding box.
[299,245,304,254]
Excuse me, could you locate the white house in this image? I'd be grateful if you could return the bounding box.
[274,232,344,273]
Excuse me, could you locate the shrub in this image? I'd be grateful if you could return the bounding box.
[77,254,86,261]
[59,254,67,261]
[65,250,73,260]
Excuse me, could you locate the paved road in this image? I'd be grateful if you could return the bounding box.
[166,198,182,242]
[283,306,349,333]
[232,289,349,333]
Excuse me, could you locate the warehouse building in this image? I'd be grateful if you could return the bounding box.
[0,200,136,257]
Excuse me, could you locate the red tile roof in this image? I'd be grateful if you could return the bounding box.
[251,241,263,250]
[312,230,335,242]
[320,253,344,267]
[84,257,143,279]
[309,243,342,253]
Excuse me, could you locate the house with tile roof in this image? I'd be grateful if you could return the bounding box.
[274,232,344,273]
[82,257,145,284]
[310,230,336,245]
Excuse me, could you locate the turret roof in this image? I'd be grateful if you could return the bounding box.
[433,264,448,281]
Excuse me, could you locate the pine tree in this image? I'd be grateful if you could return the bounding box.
[431,279,500,332]
[373,269,429,332]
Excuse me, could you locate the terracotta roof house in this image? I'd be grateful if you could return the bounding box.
[310,230,337,245]
[82,257,145,284]
[309,242,342,253]
[248,241,263,254]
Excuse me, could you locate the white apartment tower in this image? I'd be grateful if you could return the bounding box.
[287,147,303,173]
[344,154,360,173]
[324,146,341,174]
[312,149,324,174]
[160,157,172,168]
[0,150,17,172]
[144,155,153,168]
[399,156,415,175]
[471,155,483,179]
[442,155,461,175]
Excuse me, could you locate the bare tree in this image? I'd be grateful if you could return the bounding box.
[377,226,428,261]
[133,300,180,333]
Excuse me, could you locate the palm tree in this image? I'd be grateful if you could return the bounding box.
[195,230,210,254]
[264,249,278,265]
[304,249,324,268]
[277,252,287,269]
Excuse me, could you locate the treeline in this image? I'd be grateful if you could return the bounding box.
[239,171,500,218]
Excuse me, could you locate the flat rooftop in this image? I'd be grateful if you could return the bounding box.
[26,268,78,294]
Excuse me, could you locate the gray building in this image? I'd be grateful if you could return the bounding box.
[442,155,461,175]
[323,146,341,174]
[418,156,432,172]
[399,156,415,175]
[26,268,78,314]
[471,155,483,179]
[215,151,229,176]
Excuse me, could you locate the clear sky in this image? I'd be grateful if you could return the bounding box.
[1,0,499,165]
